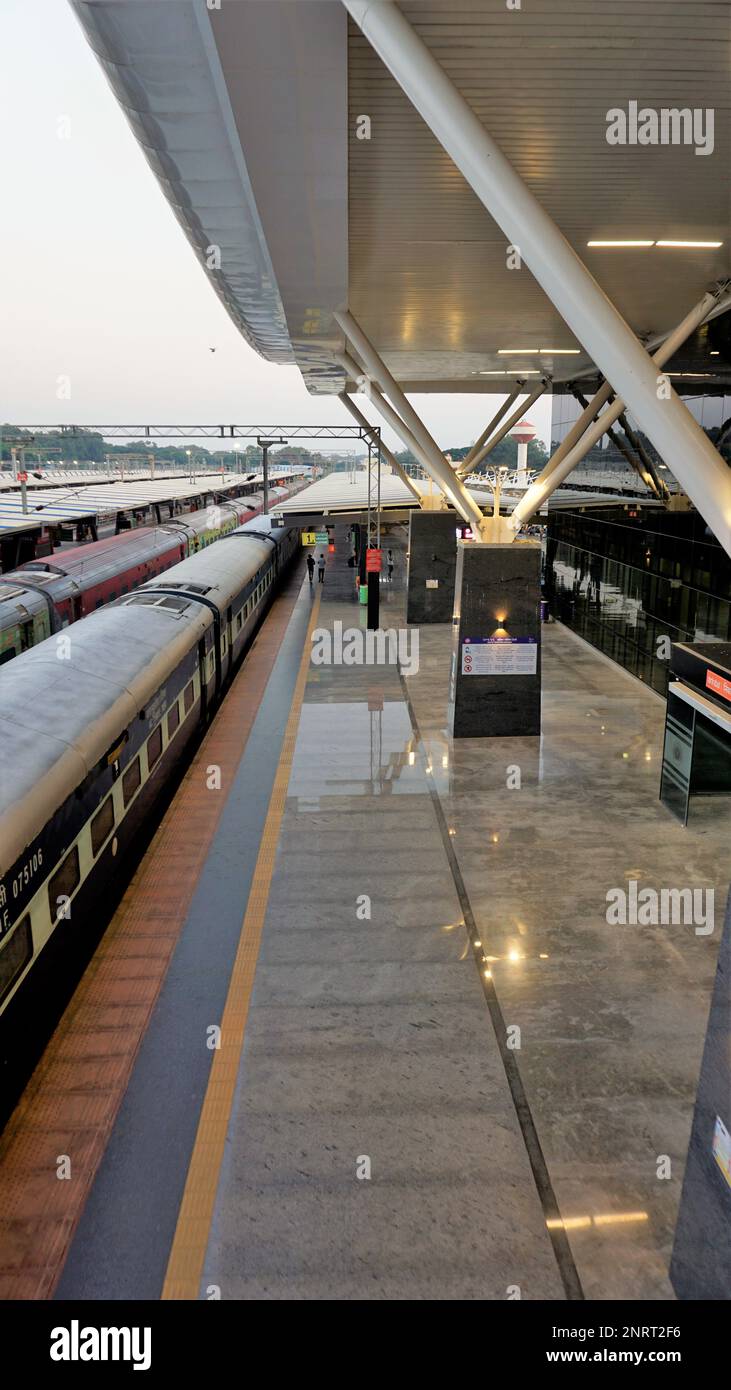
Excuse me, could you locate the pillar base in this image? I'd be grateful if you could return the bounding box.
[406,511,458,624]
[449,541,541,738]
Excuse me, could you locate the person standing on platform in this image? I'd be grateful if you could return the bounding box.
[306,552,315,585]
[387,549,394,582]
[317,552,326,583]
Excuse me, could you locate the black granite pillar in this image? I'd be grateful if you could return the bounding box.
[670,886,731,1299]
[449,542,541,737]
[406,511,458,624]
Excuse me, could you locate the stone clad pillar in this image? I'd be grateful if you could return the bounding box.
[406,511,458,624]
[449,541,542,737]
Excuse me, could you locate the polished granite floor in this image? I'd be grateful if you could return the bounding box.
[202,541,729,1300]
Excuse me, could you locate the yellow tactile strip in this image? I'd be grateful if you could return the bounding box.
[0,567,306,1300]
[161,590,321,1300]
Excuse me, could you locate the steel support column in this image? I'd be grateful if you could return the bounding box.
[334,328,488,535]
[455,379,547,477]
[512,289,721,528]
[342,0,731,557]
[459,383,523,471]
[338,390,421,501]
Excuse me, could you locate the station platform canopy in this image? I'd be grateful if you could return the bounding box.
[71,1,731,554]
[0,473,270,538]
[71,0,731,398]
[271,468,662,519]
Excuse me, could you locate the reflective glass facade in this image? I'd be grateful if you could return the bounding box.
[545,507,731,695]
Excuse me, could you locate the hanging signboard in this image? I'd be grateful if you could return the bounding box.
[461,636,538,676]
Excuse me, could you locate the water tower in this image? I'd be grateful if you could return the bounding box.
[510,419,537,487]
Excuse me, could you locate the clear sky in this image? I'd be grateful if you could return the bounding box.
[0,0,552,455]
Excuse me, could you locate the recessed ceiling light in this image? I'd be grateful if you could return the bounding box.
[710,351,720,356]
[497,349,541,355]
[587,240,655,247]
[497,348,579,356]
[478,369,541,375]
[539,348,580,355]
[656,240,723,249]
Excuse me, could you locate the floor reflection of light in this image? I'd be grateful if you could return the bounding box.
[483,968,492,979]
[442,754,449,768]
[593,1211,649,1227]
[507,948,522,963]
[408,751,415,766]
[547,1212,648,1231]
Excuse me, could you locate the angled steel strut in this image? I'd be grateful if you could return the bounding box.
[455,379,548,478]
[334,314,489,535]
[342,0,731,557]
[512,288,722,528]
[337,390,421,501]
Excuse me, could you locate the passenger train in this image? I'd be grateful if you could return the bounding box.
[0,485,295,665]
[0,515,300,1020]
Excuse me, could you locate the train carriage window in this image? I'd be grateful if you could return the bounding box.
[147,724,163,769]
[183,682,194,714]
[236,612,242,633]
[0,915,32,1006]
[167,702,180,737]
[48,845,80,921]
[123,757,141,805]
[91,797,115,857]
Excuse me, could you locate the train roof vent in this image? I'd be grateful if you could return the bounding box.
[159,581,212,595]
[122,594,192,615]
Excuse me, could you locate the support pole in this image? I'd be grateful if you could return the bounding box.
[337,352,440,492]
[614,407,668,500]
[334,311,489,536]
[573,386,664,498]
[262,444,269,515]
[342,0,731,557]
[455,379,547,477]
[459,383,522,471]
[338,390,421,501]
[539,381,614,489]
[512,289,720,529]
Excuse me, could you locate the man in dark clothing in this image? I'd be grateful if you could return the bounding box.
[317,552,326,583]
[387,549,394,582]
[306,553,315,584]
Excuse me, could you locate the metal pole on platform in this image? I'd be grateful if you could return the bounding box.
[366,438,380,630]
[257,435,287,516]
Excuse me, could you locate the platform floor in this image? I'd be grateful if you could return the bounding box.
[6,535,728,1301]
[198,544,728,1300]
